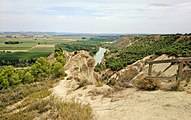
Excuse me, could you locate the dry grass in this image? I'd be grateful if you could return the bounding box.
[95,81,103,87]
[0,78,93,120]
[160,82,179,91]
[0,96,93,120]
[0,79,59,110]
[0,79,59,118]
[134,78,161,90]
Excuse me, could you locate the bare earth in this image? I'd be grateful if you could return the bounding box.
[91,88,191,120]
[0,50,28,52]
[52,79,191,120]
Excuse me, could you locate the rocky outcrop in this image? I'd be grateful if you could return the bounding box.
[52,50,113,102]
[132,54,177,82]
[109,55,157,87]
[109,54,183,89]
[64,50,96,84]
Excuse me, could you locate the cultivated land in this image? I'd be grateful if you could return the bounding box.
[0,36,80,52]
[0,35,82,65]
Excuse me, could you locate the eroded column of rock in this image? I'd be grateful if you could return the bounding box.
[64,50,96,84]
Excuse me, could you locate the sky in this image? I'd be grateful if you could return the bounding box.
[0,0,191,34]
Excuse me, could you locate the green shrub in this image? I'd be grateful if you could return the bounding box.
[30,57,51,80]
[22,72,34,84]
[107,79,116,86]
[51,61,67,78]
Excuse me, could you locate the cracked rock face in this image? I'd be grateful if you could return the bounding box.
[109,55,156,88]
[64,50,96,84]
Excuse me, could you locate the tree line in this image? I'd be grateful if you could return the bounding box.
[5,41,21,44]
[0,48,67,90]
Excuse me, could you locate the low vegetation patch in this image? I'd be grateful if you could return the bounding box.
[0,79,59,112]
[0,96,93,120]
[134,78,161,90]
[107,79,116,86]
[95,81,103,87]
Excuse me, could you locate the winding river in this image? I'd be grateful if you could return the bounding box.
[94,47,106,66]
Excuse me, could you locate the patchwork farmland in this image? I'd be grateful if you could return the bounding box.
[0,35,81,66]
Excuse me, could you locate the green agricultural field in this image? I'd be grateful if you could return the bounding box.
[0,52,52,60]
[0,38,37,50]
[0,35,82,67]
[34,36,81,45]
[0,36,80,51]
[30,45,55,52]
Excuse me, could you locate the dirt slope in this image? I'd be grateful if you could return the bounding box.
[52,52,191,120]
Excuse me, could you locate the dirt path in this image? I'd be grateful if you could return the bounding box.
[90,88,191,120]
[52,80,191,120]
[0,50,28,52]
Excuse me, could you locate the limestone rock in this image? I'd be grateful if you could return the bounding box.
[109,55,157,88]
[64,50,96,84]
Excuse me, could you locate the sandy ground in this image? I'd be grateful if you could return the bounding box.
[52,79,191,120]
[90,88,191,120]
[32,45,55,48]
[0,50,28,52]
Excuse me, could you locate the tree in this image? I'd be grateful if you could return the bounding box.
[9,73,21,86]
[51,61,67,78]
[22,72,34,84]
[16,69,26,80]
[30,57,51,80]
[0,66,21,86]
[56,55,65,65]
[0,74,9,89]
[54,47,63,57]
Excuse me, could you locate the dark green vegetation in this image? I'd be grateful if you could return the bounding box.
[94,63,107,72]
[0,48,67,90]
[5,41,20,44]
[96,34,191,71]
[57,36,118,56]
[0,52,51,67]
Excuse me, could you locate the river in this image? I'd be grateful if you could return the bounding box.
[94,47,106,66]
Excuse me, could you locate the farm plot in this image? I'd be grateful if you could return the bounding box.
[0,38,37,50]
[29,45,55,52]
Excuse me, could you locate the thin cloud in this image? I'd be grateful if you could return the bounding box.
[150,3,171,7]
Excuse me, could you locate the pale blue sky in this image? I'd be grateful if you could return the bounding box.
[0,0,191,33]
